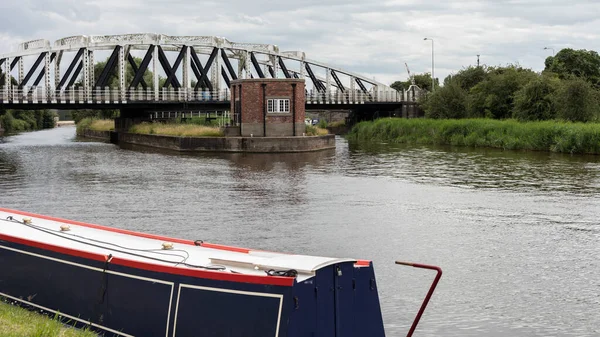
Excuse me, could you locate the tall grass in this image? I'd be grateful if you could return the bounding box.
[129,122,224,137]
[0,300,97,337]
[76,118,114,135]
[347,118,600,154]
[305,125,329,136]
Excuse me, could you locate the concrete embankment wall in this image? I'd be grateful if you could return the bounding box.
[80,129,335,153]
[81,130,111,140]
[119,133,335,153]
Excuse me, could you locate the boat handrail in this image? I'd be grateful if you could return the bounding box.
[395,261,443,337]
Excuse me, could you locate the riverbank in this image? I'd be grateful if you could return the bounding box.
[77,119,334,153]
[347,118,600,154]
[0,300,96,337]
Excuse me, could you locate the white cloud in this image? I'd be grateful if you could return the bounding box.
[1,0,600,86]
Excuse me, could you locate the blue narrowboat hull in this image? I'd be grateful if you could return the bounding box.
[0,210,386,337]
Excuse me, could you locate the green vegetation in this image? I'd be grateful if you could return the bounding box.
[129,122,224,137]
[0,109,57,134]
[347,118,600,155]
[76,118,114,135]
[378,48,600,154]
[391,73,439,92]
[418,48,600,123]
[0,300,96,337]
[328,120,346,128]
[305,125,329,136]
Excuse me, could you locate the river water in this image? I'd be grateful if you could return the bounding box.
[0,126,599,337]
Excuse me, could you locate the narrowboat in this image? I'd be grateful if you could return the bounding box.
[0,208,441,336]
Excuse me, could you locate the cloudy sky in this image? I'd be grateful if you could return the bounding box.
[1,0,599,86]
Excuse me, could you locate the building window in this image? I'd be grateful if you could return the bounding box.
[267,98,290,113]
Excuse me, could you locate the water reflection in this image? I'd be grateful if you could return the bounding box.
[347,142,600,195]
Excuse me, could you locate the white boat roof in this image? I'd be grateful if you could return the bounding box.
[0,210,356,282]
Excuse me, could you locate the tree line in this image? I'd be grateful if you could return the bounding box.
[397,48,600,123]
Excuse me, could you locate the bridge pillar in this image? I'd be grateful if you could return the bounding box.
[183,45,191,98]
[119,45,125,102]
[326,69,331,103]
[244,50,251,79]
[54,51,62,90]
[350,76,356,103]
[3,58,9,100]
[18,57,24,86]
[153,45,159,101]
[83,49,89,101]
[211,47,221,94]
[45,53,52,102]
[88,51,94,99]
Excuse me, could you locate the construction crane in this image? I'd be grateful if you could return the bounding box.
[404,62,421,102]
[405,62,416,86]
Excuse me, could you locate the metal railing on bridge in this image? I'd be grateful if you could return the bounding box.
[0,86,419,105]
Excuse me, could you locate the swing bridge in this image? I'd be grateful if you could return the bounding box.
[0,34,421,113]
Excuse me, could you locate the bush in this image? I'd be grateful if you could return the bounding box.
[421,81,468,119]
[513,76,560,121]
[554,78,598,122]
[0,111,15,133]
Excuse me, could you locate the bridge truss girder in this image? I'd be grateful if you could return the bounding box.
[0,34,396,103]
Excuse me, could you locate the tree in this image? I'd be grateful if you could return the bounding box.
[544,48,600,86]
[554,78,598,122]
[446,66,488,91]
[513,75,560,121]
[421,80,468,119]
[466,65,538,119]
[390,73,439,92]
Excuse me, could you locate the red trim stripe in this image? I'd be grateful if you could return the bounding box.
[0,208,293,286]
[355,260,371,266]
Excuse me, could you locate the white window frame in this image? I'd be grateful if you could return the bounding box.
[267,98,290,113]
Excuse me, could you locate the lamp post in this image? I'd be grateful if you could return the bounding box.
[424,38,434,91]
[543,47,555,56]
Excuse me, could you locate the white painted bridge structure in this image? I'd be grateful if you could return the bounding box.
[0,34,419,107]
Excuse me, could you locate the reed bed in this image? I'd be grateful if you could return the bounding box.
[129,122,224,137]
[347,118,600,154]
[76,118,114,134]
[305,125,329,136]
[0,300,97,337]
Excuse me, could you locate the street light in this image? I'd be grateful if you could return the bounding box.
[543,47,555,56]
[424,38,435,91]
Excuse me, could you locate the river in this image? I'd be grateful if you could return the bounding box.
[0,126,599,337]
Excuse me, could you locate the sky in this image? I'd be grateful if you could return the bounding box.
[1,0,599,87]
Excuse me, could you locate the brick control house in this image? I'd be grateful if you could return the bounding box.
[230,78,306,137]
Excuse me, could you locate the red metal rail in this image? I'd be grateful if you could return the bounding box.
[395,261,443,337]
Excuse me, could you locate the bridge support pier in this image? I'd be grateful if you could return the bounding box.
[116,108,153,133]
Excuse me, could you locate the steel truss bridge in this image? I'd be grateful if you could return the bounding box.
[0,34,419,111]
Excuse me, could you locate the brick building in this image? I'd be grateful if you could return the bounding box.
[230,78,306,137]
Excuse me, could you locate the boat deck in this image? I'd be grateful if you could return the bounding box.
[0,209,356,282]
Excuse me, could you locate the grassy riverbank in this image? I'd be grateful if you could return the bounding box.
[347,118,600,154]
[129,122,224,137]
[76,118,114,134]
[77,118,328,137]
[0,300,96,337]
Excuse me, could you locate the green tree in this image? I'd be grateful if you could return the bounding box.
[554,78,598,122]
[421,80,468,119]
[391,73,439,92]
[513,75,560,121]
[466,65,537,119]
[446,66,488,91]
[0,111,15,133]
[544,48,600,86]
